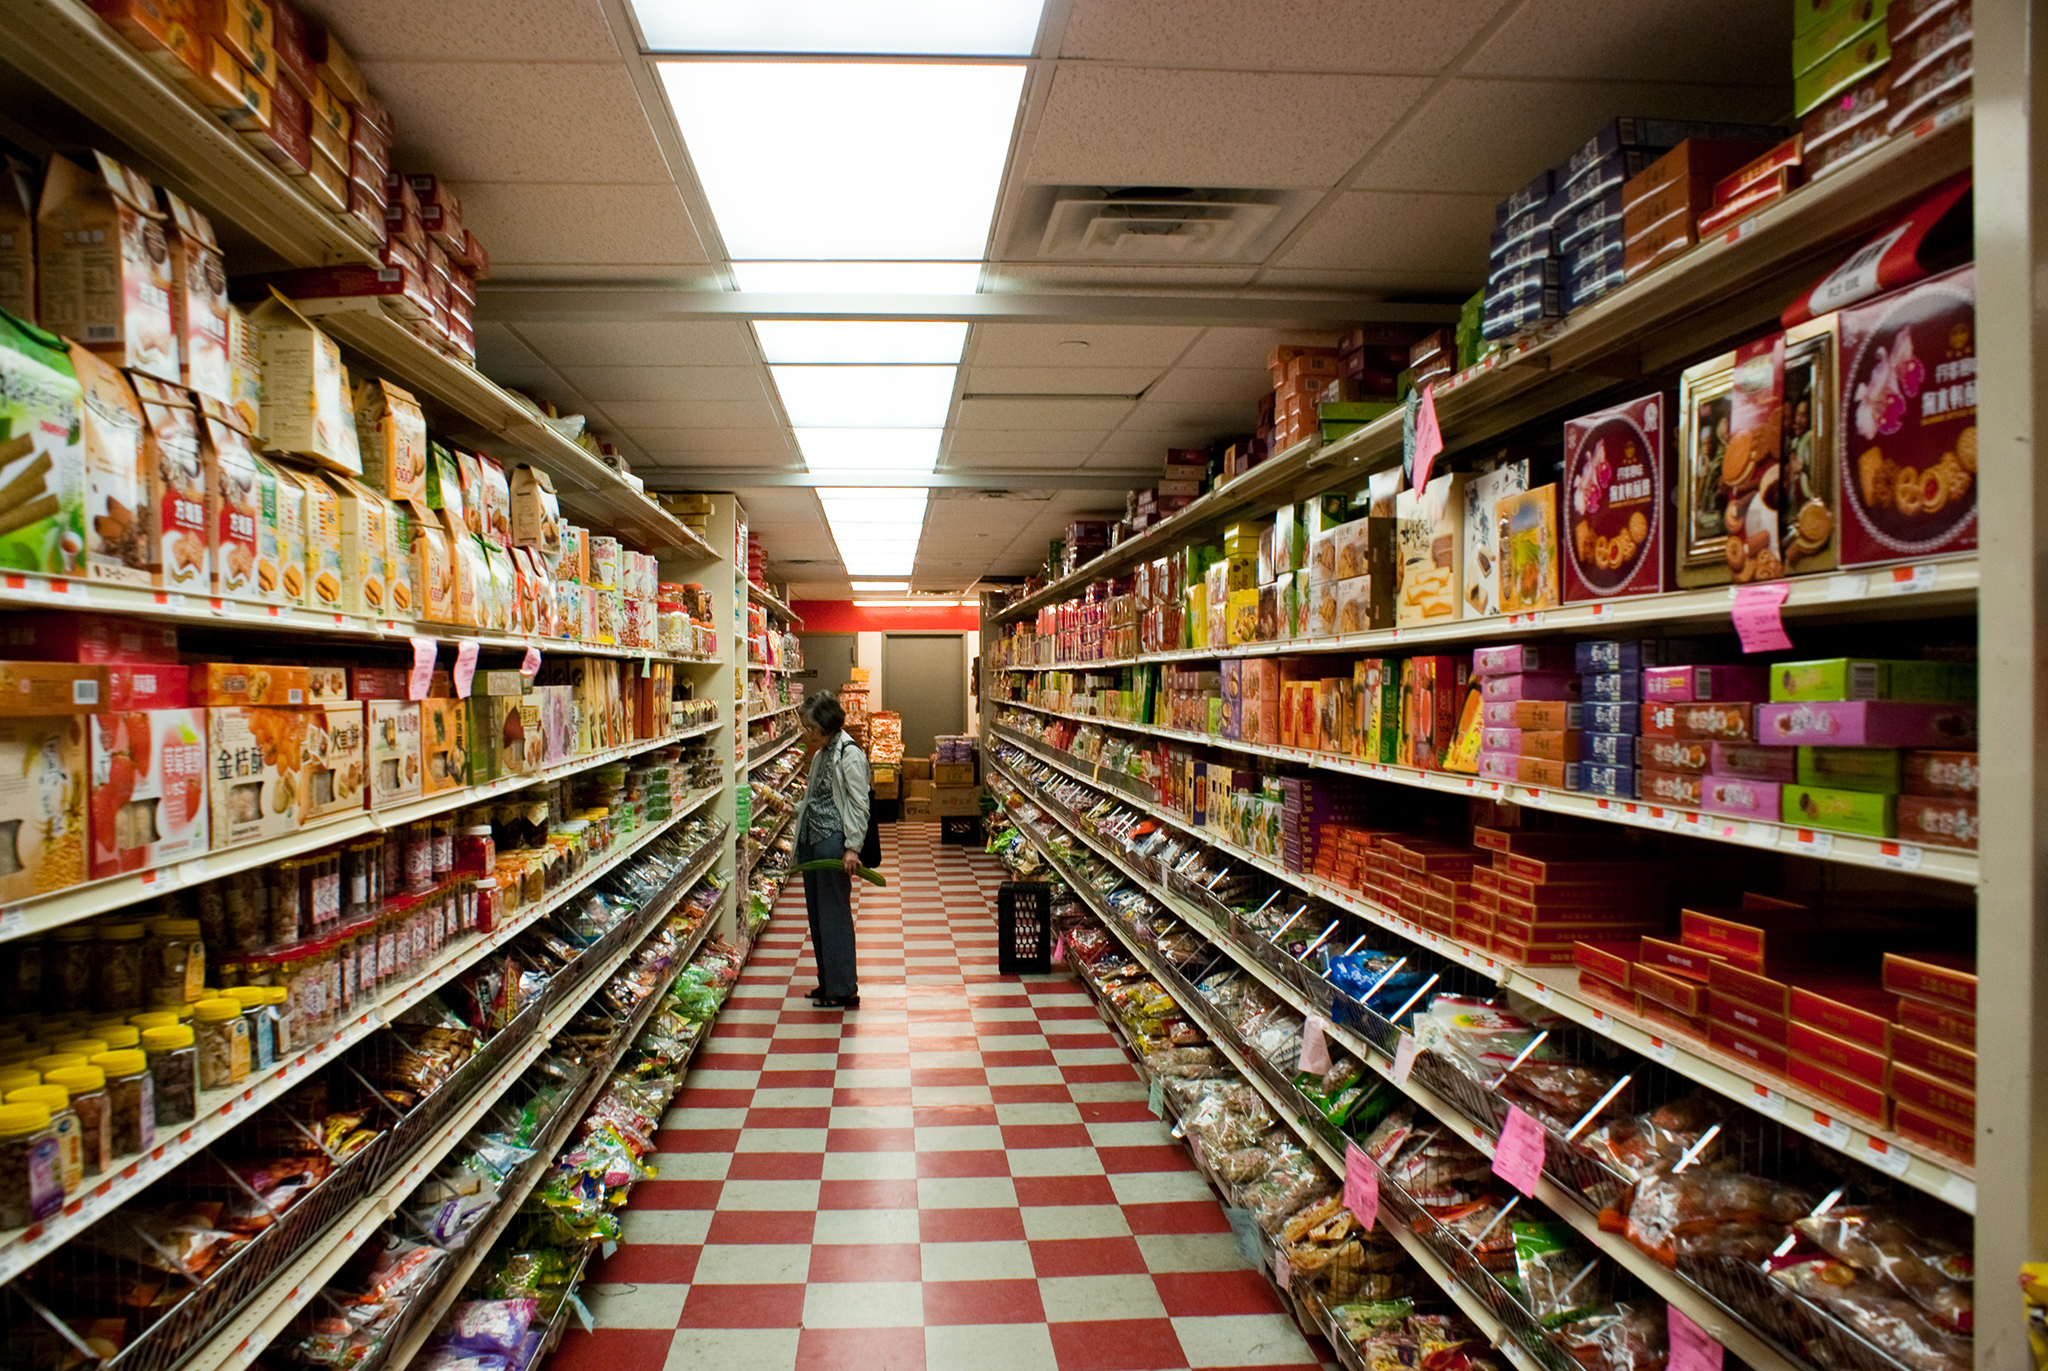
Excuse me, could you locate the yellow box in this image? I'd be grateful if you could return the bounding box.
[1226,588,1259,645]
[415,519,455,624]
[248,289,359,476]
[420,697,469,796]
[325,475,389,616]
[265,457,306,606]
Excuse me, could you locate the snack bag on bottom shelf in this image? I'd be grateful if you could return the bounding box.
[69,344,154,587]
[37,153,180,384]
[133,375,207,592]
[0,313,88,579]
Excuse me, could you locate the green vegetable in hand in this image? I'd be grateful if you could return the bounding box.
[794,859,887,886]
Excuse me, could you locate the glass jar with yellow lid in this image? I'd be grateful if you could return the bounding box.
[222,987,273,1072]
[6,1083,80,1197]
[141,1027,197,1127]
[40,1066,107,1177]
[0,1102,61,1228]
[146,918,206,1008]
[91,1050,155,1157]
[45,926,93,1013]
[192,999,249,1090]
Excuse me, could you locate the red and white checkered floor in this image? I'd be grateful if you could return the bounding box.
[548,822,1329,1371]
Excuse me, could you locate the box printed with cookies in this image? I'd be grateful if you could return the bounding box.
[132,374,207,591]
[1395,473,1466,626]
[1838,264,1976,565]
[89,707,208,879]
[69,343,154,586]
[1563,393,1670,602]
[200,399,261,600]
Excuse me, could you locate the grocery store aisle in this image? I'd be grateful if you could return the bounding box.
[547,823,1327,1371]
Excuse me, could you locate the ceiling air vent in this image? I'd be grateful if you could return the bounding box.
[1027,186,1313,263]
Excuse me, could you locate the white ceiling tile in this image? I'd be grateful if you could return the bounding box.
[1352,78,1788,195]
[983,263,1261,289]
[1025,67,1432,189]
[1275,191,1497,275]
[963,366,1159,395]
[364,62,671,184]
[1466,0,1793,82]
[596,399,783,428]
[474,321,545,370]
[1177,327,1343,370]
[508,322,757,369]
[942,451,1099,471]
[1059,0,1507,73]
[1093,426,1220,456]
[626,427,795,456]
[954,396,1136,431]
[458,183,710,269]
[1141,366,1274,406]
[554,366,768,403]
[1126,399,1257,433]
[1256,266,1477,291]
[294,0,622,60]
[945,429,1110,455]
[635,450,789,472]
[967,324,1200,369]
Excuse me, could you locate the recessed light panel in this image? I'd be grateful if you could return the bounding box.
[770,365,955,428]
[731,261,984,295]
[660,62,1026,261]
[793,428,943,473]
[633,0,1045,56]
[756,321,967,364]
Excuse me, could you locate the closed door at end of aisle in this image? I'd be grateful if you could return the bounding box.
[883,633,967,757]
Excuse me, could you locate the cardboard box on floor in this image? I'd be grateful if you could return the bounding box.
[903,756,932,780]
[931,785,981,817]
[901,796,934,819]
[906,778,936,800]
[933,761,974,786]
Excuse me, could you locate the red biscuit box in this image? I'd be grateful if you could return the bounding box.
[1837,265,1976,567]
[1711,1020,1789,1075]
[1639,768,1703,808]
[1889,1022,1974,1087]
[1572,939,1637,990]
[1788,1021,1889,1090]
[1788,1053,1890,1127]
[1638,998,1709,1042]
[1707,959,1793,1017]
[0,612,179,664]
[1901,749,1977,798]
[1493,937,1597,968]
[1882,950,1975,1013]
[1643,701,1754,741]
[1888,1060,1974,1128]
[1639,737,1710,773]
[1892,1101,1972,1164]
[1678,895,1809,971]
[1789,980,1896,1053]
[1562,393,1669,602]
[1708,990,1790,1045]
[1494,914,1663,946]
[1638,935,1724,983]
[1897,792,1977,849]
[1499,852,1657,884]
[1634,962,1710,1016]
[1580,970,1636,1015]
[1896,995,1975,1047]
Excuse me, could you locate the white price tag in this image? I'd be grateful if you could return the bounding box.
[1882,564,1938,595]
[1646,1036,1678,1065]
[1524,978,1554,1006]
[1589,1010,1614,1037]
[1782,827,1835,857]
[1647,808,1680,831]
[1941,1173,1977,1210]
[210,596,236,616]
[1746,822,1780,847]
[1874,841,1923,871]
[1809,1111,1853,1148]
[1749,1083,1786,1118]
[1862,1137,1912,1176]
[0,906,25,939]
[157,591,190,611]
[1826,573,1869,601]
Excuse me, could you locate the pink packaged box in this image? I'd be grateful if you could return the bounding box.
[1755,702,1978,749]
[1481,701,1521,727]
[1643,665,1769,703]
[1479,671,1580,702]
[1479,750,1518,781]
[1701,773,1782,819]
[1709,743,1797,781]
[1481,727,1522,754]
[1472,644,1557,677]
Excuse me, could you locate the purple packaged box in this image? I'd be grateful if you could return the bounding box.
[1495,167,1557,229]
[1574,639,1660,673]
[1480,671,1581,702]
[1701,774,1783,820]
[1581,701,1641,734]
[1555,190,1625,253]
[1221,658,1243,738]
[1569,762,1637,799]
[1644,664,1770,703]
[1582,671,1642,702]
[1755,702,1979,749]
[1473,644,1557,677]
[1709,743,1797,781]
[1478,750,1520,781]
[1581,731,1637,766]
[1482,727,1523,753]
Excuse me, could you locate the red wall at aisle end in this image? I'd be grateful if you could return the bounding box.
[790,601,980,632]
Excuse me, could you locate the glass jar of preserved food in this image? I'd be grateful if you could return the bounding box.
[140,1027,197,1128]
[92,1050,155,1157]
[6,1084,80,1198]
[272,859,311,943]
[343,840,380,920]
[128,1011,179,1033]
[45,927,93,1015]
[402,820,434,894]
[145,918,206,1009]
[192,999,249,1091]
[0,1103,62,1229]
[43,1066,109,1176]
[52,1037,109,1061]
[473,877,500,935]
[456,825,495,878]
[432,815,455,879]
[223,987,273,1072]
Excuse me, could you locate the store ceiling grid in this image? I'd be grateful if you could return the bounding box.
[307,0,1792,595]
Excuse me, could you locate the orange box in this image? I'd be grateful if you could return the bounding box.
[1888,1061,1973,1129]
[1789,981,1895,1053]
[1711,1020,1788,1075]
[1571,940,1635,989]
[189,662,310,707]
[88,0,208,80]
[1634,962,1710,1017]
[1637,998,1709,1042]
[1889,1023,1973,1088]
[1892,1101,1972,1164]
[1579,970,1635,1015]
[1882,951,1976,1013]
[0,664,111,716]
[1788,1053,1889,1127]
[1897,996,1975,1048]
[1638,936,1723,983]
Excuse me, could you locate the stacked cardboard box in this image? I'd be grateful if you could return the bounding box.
[1471,828,1664,966]
[1269,344,1339,452]
[1621,137,1779,282]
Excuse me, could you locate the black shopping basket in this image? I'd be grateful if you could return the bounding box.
[997,881,1053,974]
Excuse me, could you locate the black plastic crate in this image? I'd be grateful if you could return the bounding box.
[998,881,1053,974]
[940,815,980,845]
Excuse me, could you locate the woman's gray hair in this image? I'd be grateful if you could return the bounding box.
[799,691,845,736]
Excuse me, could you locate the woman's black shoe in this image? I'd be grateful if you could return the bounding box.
[807,986,827,1000]
[816,994,860,1010]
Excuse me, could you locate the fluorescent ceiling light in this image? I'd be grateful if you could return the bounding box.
[854,598,975,607]
[772,365,955,427]
[817,489,931,526]
[795,428,942,473]
[756,321,967,365]
[850,581,909,591]
[633,0,1045,56]
[731,262,983,295]
[661,62,1026,260]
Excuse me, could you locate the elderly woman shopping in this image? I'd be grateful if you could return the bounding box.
[791,691,871,1010]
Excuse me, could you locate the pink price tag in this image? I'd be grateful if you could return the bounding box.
[407,637,437,700]
[520,645,542,676]
[1343,1143,1379,1229]
[1299,1015,1332,1075]
[1732,581,1794,653]
[1411,384,1443,491]
[1491,1104,1546,1196]
[1667,1305,1725,1371]
[453,640,480,699]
